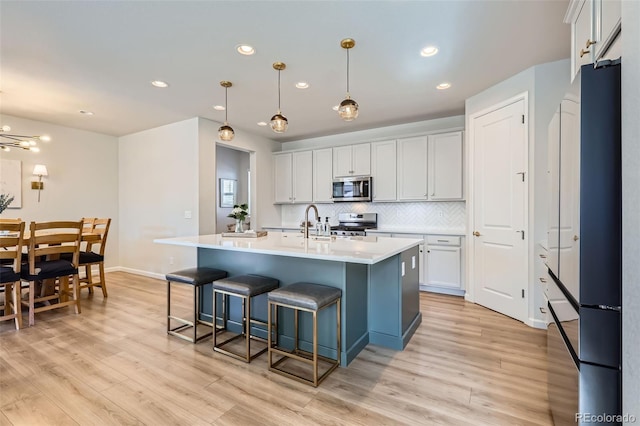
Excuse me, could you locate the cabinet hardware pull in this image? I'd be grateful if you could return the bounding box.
[585,39,596,48]
[539,277,547,283]
[573,235,579,241]
[473,231,481,237]
[539,254,547,259]
[539,307,547,314]
[580,48,590,58]
[437,240,448,243]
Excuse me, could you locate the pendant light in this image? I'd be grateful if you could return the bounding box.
[338,38,359,121]
[270,62,288,133]
[218,81,235,141]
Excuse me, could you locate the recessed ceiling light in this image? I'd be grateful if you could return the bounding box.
[332,105,339,111]
[295,82,309,89]
[420,46,439,57]
[151,80,169,88]
[79,110,94,115]
[257,121,267,126]
[236,44,255,55]
[436,82,451,90]
[213,105,226,111]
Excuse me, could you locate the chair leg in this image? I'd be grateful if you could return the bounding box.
[72,274,81,314]
[313,310,318,386]
[98,263,108,297]
[193,285,198,343]
[12,282,22,330]
[244,296,250,361]
[86,265,94,294]
[28,281,35,327]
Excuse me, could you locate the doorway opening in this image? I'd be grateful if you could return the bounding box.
[216,144,251,233]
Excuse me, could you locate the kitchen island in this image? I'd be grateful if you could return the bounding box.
[155,232,422,366]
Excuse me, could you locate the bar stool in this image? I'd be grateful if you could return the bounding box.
[166,267,227,343]
[213,274,279,362]
[267,282,341,387]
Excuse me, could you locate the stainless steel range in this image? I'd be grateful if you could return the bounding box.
[330,213,377,236]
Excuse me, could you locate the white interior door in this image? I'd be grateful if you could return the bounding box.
[472,98,527,322]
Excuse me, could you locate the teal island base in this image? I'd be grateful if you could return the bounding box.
[197,245,421,366]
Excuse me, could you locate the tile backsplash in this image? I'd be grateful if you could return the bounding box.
[280,201,466,231]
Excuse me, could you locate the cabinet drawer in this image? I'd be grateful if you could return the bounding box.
[426,235,460,246]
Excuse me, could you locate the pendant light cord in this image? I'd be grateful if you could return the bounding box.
[225,86,229,123]
[346,48,350,95]
[278,69,282,113]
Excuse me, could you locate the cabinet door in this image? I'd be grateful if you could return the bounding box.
[574,0,593,77]
[313,148,334,203]
[351,143,371,176]
[426,245,461,289]
[273,153,293,203]
[397,136,428,200]
[428,132,463,200]
[594,0,621,59]
[332,145,353,177]
[292,151,313,203]
[371,140,397,201]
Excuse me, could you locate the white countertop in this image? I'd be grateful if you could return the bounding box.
[154,232,423,265]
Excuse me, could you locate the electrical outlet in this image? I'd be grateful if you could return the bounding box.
[438,210,444,218]
[184,210,192,219]
[169,256,174,265]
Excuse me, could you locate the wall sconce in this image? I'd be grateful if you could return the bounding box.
[32,164,48,202]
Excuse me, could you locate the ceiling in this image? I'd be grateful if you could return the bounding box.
[0,1,570,143]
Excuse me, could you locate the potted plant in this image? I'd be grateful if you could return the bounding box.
[227,203,249,233]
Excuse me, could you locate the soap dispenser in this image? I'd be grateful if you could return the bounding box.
[324,217,331,236]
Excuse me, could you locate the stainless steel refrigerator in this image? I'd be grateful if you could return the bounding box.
[546,59,622,425]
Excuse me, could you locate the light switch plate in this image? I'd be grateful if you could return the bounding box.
[184,210,192,219]
[401,261,405,277]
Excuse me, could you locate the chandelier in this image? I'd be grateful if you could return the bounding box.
[270,62,288,133]
[0,125,49,152]
[338,38,359,121]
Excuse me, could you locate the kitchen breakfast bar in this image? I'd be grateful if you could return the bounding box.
[155,232,422,366]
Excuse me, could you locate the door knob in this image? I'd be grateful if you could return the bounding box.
[473,231,481,237]
[573,235,579,241]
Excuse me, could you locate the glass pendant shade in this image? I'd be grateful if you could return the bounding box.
[338,97,359,121]
[218,124,235,141]
[270,113,288,133]
[218,80,234,141]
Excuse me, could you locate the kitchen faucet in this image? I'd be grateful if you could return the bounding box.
[303,204,320,239]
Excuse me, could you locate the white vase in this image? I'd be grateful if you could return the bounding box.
[235,219,244,233]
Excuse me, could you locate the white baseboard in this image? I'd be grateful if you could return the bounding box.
[107,266,165,281]
[420,284,465,297]
[526,317,548,330]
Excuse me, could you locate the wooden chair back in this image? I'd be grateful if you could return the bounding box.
[25,220,83,274]
[0,220,25,275]
[87,218,111,256]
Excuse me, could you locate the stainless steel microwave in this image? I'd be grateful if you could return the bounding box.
[332,176,372,202]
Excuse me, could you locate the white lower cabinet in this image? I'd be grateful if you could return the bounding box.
[368,231,464,296]
[425,235,464,296]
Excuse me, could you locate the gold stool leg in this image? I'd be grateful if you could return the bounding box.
[244,295,250,361]
[313,309,318,386]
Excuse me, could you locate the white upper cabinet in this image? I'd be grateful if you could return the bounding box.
[332,143,371,177]
[313,148,333,203]
[428,131,463,200]
[594,0,621,59]
[371,140,397,202]
[273,151,313,204]
[397,136,428,201]
[566,0,621,81]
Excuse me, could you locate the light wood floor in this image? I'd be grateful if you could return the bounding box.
[0,272,552,425]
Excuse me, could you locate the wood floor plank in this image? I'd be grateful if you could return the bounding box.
[0,272,553,425]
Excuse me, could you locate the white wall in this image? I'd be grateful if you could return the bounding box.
[0,114,119,267]
[118,118,200,277]
[118,117,280,278]
[622,0,640,417]
[465,58,570,328]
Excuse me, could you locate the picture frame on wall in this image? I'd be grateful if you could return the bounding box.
[219,178,237,208]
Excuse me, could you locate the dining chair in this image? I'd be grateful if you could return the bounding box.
[21,220,83,326]
[78,218,111,297]
[0,219,25,330]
